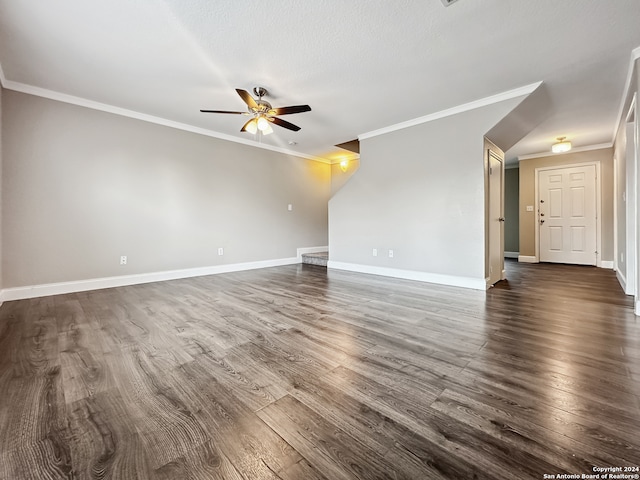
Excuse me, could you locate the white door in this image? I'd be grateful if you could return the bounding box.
[539,165,597,265]
[488,152,504,284]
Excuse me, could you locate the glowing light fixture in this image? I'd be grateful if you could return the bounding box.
[245,119,258,134]
[552,136,571,153]
[339,159,349,172]
[256,115,273,135]
[244,115,273,136]
[257,116,269,131]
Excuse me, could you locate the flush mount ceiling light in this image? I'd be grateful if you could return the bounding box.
[551,136,572,153]
[200,87,311,136]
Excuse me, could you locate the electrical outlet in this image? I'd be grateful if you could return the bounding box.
[218,247,224,256]
[120,256,127,265]
[526,205,534,212]
[372,248,377,257]
[388,249,394,258]
[288,204,293,211]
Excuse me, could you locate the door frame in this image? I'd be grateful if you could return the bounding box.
[623,95,638,306]
[625,93,640,315]
[488,150,504,285]
[484,138,505,288]
[534,161,602,266]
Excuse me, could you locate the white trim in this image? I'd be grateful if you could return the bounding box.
[636,89,640,317]
[297,246,328,261]
[624,101,638,297]
[327,261,487,290]
[0,62,6,87]
[504,251,519,259]
[486,147,505,286]
[517,143,612,162]
[518,255,538,263]
[0,78,330,164]
[600,261,614,269]
[617,270,628,293]
[358,82,542,141]
[0,64,5,308]
[613,141,619,274]
[0,257,299,302]
[534,162,602,267]
[612,46,640,143]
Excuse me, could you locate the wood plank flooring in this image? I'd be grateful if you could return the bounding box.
[0,260,639,479]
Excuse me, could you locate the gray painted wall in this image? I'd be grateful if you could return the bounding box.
[2,90,330,288]
[328,96,525,283]
[504,168,519,253]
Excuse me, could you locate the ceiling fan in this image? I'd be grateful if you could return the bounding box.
[200,87,311,135]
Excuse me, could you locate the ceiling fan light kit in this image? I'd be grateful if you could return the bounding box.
[244,119,258,135]
[551,136,572,153]
[200,87,311,136]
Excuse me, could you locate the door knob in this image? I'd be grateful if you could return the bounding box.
[498,217,505,222]
[540,219,545,224]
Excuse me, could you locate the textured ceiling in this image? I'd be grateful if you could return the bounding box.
[1,0,639,162]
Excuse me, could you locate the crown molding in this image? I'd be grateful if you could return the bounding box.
[0,74,331,164]
[517,142,613,161]
[358,81,542,141]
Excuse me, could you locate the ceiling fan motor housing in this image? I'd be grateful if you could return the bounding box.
[252,99,273,115]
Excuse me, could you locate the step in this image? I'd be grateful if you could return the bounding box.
[301,252,328,267]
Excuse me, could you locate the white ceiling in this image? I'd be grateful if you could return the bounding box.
[1,0,639,163]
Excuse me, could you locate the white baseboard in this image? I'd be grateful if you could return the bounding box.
[486,270,508,289]
[504,251,519,259]
[297,246,328,261]
[0,256,299,302]
[327,261,487,290]
[518,256,614,269]
[616,270,628,294]
[636,300,640,316]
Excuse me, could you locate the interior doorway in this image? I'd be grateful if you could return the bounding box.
[487,146,505,285]
[535,163,601,266]
[622,96,637,306]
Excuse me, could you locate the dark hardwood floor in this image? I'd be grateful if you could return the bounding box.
[0,260,639,479]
